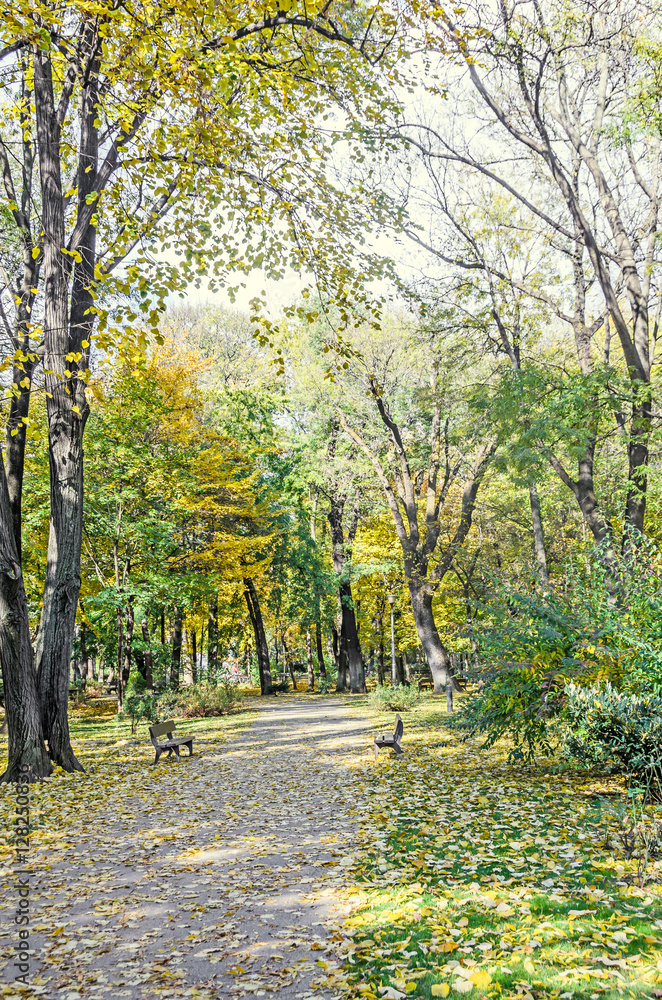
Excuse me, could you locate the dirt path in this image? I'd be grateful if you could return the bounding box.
[1,696,375,1000]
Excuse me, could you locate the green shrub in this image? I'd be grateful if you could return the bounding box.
[461,660,565,762]
[121,689,158,733]
[369,684,421,712]
[563,682,662,797]
[168,681,242,718]
[462,545,662,761]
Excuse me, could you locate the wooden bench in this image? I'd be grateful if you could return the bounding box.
[149,719,194,765]
[374,713,404,759]
[418,676,433,691]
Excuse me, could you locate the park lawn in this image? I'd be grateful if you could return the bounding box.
[332,696,662,1000]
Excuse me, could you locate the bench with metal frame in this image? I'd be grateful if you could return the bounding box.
[374,713,404,759]
[149,719,194,765]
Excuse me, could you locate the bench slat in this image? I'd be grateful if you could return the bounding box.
[150,719,177,739]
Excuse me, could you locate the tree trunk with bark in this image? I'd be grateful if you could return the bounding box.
[33,42,96,774]
[118,599,134,706]
[408,583,453,692]
[243,578,272,694]
[0,457,52,781]
[328,501,365,693]
[528,481,549,587]
[171,607,183,689]
[315,622,326,678]
[182,627,194,687]
[140,617,154,689]
[340,405,494,702]
[306,628,315,691]
[208,597,218,684]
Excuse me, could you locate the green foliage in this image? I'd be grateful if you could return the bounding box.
[465,546,662,761]
[368,684,421,712]
[462,661,563,763]
[317,676,332,695]
[158,681,242,720]
[120,675,159,733]
[563,682,662,797]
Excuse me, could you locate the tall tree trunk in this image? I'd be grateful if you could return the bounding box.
[33,43,96,774]
[118,599,134,706]
[408,582,452,693]
[334,621,347,692]
[0,459,51,782]
[338,590,364,693]
[528,481,549,587]
[243,578,272,695]
[171,607,183,689]
[315,622,326,678]
[378,632,385,686]
[306,628,315,692]
[328,498,365,693]
[115,606,123,708]
[140,617,153,689]
[191,628,198,683]
[282,632,297,691]
[208,596,218,684]
[309,491,327,681]
[626,396,650,535]
[182,626,194,687]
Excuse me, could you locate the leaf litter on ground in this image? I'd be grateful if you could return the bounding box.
[0,694,376,1000]
[336,696,662,1000]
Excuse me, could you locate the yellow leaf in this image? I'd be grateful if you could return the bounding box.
[470,971,492,990]
[31,246,40,259]
[432,985,450,997]
[523,960,535,975]
[404,985,417,994]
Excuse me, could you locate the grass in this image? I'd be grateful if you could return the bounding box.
[333,695,662,1000]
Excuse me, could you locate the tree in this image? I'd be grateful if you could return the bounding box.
[0,2,394,778]
[393,0,661,544]
[332,318,496,692]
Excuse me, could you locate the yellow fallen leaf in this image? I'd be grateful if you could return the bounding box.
[453,980,474,994]
[523,960,535,975]
[470,971,492,990]
[432,985,450,997]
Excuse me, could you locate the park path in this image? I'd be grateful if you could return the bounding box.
[1,696,375,1000]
